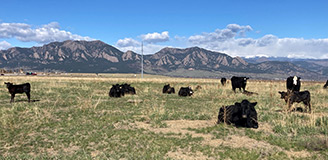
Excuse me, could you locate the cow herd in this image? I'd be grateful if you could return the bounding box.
[3,76,328,129]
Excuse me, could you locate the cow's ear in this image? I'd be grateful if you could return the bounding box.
[251,102,257,106]
[278,91,282,94]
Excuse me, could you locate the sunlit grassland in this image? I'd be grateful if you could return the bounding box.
[0,74,327,159]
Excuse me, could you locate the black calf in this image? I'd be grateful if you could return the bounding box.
[178,87,193,96]
[109,84,124,97]
[120,83,136,94]
[278,91,311,112]
[163,84,175,94]
[217,99,258,128]
[221,78,227,86]
[4,82,31,103]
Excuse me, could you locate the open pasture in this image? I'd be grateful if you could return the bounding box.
[0,74,327,159]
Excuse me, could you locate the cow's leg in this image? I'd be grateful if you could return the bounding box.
[304,101,311,113]
[287,101,292,112]
[308,103,311,113]
[10,94,15,103]
[26,92,31,102]
[232,87,236,93]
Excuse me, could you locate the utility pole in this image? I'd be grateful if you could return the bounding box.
[141,41,144,78]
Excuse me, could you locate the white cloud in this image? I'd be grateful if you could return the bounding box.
[187,24,328,59]
[189,24,252,44]
[115,31,171,54]
[115,37,166,55]
[141,31,169,43]
[0,41,11,50]
[116,38,141,47]
[116,43,165,55]
[0,22,93,44]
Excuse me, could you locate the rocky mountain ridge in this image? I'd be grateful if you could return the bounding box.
[0,40,326,80]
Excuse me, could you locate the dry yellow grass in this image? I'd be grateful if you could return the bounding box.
[0,73,327,159]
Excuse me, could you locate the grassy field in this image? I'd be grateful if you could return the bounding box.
[0,74,327,159]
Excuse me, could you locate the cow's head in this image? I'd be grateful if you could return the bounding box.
[188,86,193,95]
[243,77,249,83]
[112,84,121,93]
[240,100,258,128]
[239,100,256,118]
[4,82,13,88]
[278,91,288,99]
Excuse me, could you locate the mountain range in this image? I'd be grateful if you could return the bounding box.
[0,40,327,80]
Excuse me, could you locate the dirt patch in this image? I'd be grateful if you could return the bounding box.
[134,120,214,135]
[127,99,143,103]
[166,149,217,160]
[255,122,276,135]
[285,150,312,159]
[134,120,312,158]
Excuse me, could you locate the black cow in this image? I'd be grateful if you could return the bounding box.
[278,91,311,112]
[221,78,227,86]
[178,87,193,96]
[163,84,175,94]
[286,76,301,92]
[120,83,136,94]
[217,99,258,128]
[109,84,124,97]
[323,80,328,89]
[231,76,249,93]
[4,82,31,103]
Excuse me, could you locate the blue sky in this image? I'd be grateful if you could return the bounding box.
[1,0,328,58]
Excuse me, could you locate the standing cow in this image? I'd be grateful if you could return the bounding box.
[286,76,301,92]
[323,80,328,89]
[231,76,249,93]
[221,78,227,86]
[4,82,31,103]
[217,99,258,128]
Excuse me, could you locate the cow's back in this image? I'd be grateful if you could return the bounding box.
[11,83,30,93]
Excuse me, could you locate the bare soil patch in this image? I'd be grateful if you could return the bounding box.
[134,120,312,158]
[166,149,217,160]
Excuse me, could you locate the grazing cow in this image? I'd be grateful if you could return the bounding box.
[163,84,175,94]
[178,87,193,96]
[286,76,301,92]
[323,80,328,89]
[221,78,227,86]
[217,99,258,128]
[109,84,124,97]
[278,91,311,112]
[231,76,249,93]
[4,82,31,103]
[242,90,258,96]
[120,83,136,94]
